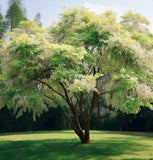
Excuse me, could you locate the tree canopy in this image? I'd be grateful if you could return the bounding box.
[5,0,27,30]
[0,8,153,143]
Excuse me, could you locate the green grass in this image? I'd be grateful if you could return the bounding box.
[0,130,153,160]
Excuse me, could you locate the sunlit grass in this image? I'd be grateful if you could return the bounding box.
[0,130,153,160]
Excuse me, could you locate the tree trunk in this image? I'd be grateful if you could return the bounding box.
[76,120,91,144]
[97,101,101,130]
[84,120,91,144]
[80,135,91,144]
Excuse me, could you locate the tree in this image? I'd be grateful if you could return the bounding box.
[0,8,153,144]
[0,9,6,39]
[34,12,42,26]
[5,0,27,30]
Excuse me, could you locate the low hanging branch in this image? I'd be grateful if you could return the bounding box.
[58,104,78,133]
[79,92,87,120]
[44,93,78,133]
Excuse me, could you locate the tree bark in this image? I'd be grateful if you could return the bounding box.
[97,101,101,130]
[84,120,91,144]
[76,120,91,144]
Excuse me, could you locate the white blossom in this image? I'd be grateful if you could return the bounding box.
[136,83,153,99]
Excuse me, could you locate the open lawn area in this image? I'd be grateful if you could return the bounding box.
[0,130,153,160]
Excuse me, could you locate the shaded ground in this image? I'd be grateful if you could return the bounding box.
[0,130,153,160]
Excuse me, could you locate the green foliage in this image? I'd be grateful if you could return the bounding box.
[121,11,150,25]
[132,31,153,50]
[121,11,150,33]
[0,8,153,120]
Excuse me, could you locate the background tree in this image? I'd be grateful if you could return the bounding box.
[0,8,153,144]
[0,9,6,39]
[5,0,27,30]
[34,12,42,26]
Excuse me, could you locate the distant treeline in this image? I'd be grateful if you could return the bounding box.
[0,106,66,133]
[0,106,153,133]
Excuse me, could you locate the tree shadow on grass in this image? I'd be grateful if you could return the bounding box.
[0,137,150,160]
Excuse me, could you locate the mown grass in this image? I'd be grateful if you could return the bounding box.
[0,130,153,160]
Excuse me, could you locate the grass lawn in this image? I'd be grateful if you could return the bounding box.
[0,130,153,160]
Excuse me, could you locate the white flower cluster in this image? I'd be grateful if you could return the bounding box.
[98,25,117,36]
[68,75,97,93]
[106,36,122,48]
[136,83,153,99]
[102,25,117,34]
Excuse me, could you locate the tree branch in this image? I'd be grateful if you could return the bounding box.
[59,83,83,131]
[59,82,72,105]
[43,93,78,133]
[72,93,79,108]
[79,91,87,121]
[44,94,54,101]
[120,18,136,24]
[98,90,110,98]
[74,101,78,108]
[80,91,84,107]
[73,92,80,103]
[35,79,65,99]
[94,90,110,106]
[73,92,85,117]
[88,90,110,121]
[58,105,78,133]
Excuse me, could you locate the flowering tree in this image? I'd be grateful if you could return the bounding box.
[0,8,153,144]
